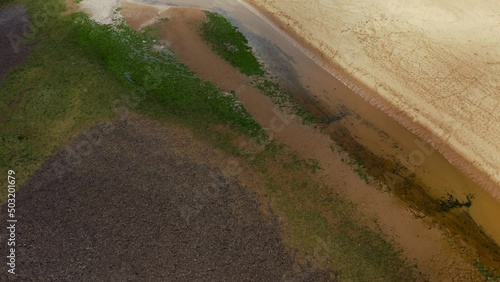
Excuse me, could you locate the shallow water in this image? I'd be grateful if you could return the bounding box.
[142,0,500,245]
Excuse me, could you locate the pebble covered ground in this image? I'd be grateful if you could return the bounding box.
[1,114,331,281]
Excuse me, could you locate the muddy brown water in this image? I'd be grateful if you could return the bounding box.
[143,0,500,260]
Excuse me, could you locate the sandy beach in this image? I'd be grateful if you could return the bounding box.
[80,0,500,245]
[150,6,485,278]
[24,0,497,276]
[246,0,500,198]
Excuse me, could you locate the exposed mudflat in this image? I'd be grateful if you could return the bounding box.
[121,0,500,253]
[0,114,329,281]
[154,6,486,280]
[247,0,500,199]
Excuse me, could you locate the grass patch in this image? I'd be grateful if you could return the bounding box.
[197,7,500,274]
[251,147,417,281]
[0,3,265,202]
[0,2,444,280]
[255,79,315,124]
[281,152,322,174]
[0,0,15,6]
[0,10,129,201]
[338,148,371,185]
[474,260,500,281]
[199,11,265,76]
[198,11,315,125]
[69,12,265,140]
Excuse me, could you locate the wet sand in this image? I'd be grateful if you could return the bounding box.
[79,0,500,275]
[150,6,487,279]
[246,0,500,201]
[233,0,500,264]
[1,114,329,281]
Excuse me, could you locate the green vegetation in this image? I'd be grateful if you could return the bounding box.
[437,193,474,212]
[0,0,14,6]
[0,1,457,280]
[251,147,417,281]
[0,5,126,202]
[199,12,315,124]
[200,11,265,76]
[255,79,315,123]
[199,11,314,122]
[174,4,499,277]
[474,260,500,281]
[70,12,264,139]
[343,157,370,184]
[281,152,322,173]
[0,3,264,201]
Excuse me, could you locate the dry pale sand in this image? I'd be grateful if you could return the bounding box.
[73,1,498,276]
[120,0,170,30]
[246,0,500,198]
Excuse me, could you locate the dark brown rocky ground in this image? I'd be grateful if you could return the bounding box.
[0,4,33,84]
[1,113,330,281]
